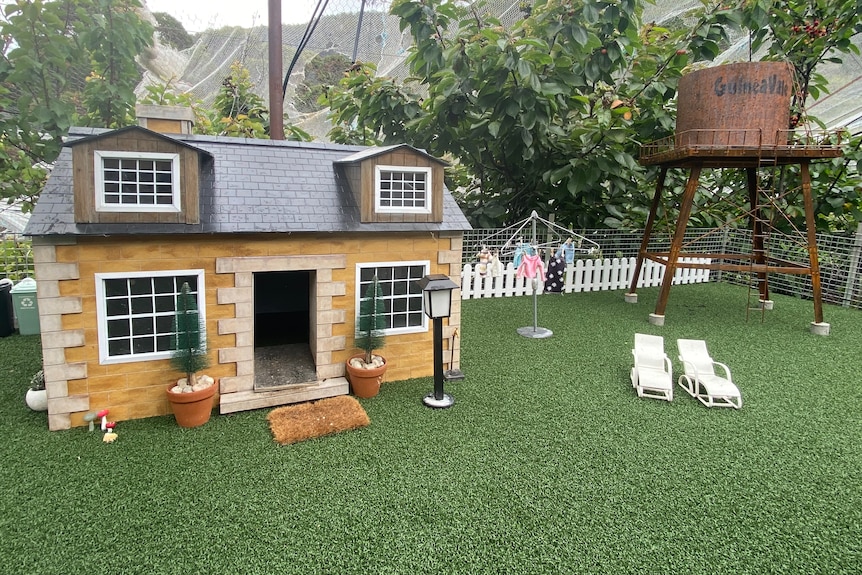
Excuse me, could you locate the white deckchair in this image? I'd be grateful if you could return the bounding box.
[676,339,742,409]
[630,333,673,401]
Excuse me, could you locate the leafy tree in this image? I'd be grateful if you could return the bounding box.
[212,61,270,138]
[78,0,156,128]
[324,0,861,232]
[152,11,196,51]
[0,0,153,211]
[323,0,731,228]
[294,51,352,113]
[139,78,215,134]
[210,61,312,141]
[731,0,862,127]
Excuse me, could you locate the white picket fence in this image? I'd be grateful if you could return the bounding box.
[460,257,711,299]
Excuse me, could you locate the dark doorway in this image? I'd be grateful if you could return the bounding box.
[253,271,316,390]
[254,271,310,347]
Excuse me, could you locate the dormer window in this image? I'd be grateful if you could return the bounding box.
[94,151,181,212]
[375,165,432,213]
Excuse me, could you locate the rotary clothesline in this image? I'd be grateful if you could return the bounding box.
[473,211,599,339]
[474,211,600,260]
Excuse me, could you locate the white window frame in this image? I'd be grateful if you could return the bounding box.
[95,269,206,365]
[374,165,433,214]
[355,261,429,336]
[94,150,182,213]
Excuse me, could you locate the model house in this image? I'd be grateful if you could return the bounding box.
[24,106,470,431]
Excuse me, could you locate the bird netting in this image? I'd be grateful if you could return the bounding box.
[136,0,862,139]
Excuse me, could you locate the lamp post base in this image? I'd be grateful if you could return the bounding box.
[423,393,455,408]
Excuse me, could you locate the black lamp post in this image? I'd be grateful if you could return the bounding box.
[417,274,458,408]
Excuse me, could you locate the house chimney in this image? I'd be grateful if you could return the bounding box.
[135,104,195,135]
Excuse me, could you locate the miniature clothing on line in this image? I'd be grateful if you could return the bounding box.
[513,242,535,269]
[488,253,504,278]
[476,246,491,277]
[544,253,566,294]
[516,253,545,280]
[556,241,576,264]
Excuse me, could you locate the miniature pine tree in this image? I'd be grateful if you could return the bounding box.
[355,275,386,364]
[170,282,209,387]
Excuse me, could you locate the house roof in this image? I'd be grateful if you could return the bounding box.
[65,125,213,157]
[335,143,449,166]
[25,127,472,237]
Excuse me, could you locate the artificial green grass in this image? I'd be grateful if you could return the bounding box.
[0,283,860,574]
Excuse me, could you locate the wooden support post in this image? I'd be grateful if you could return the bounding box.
[800,161,824,324]
[628,167,667,295]
[268,0,285,140]
[654,164,702,318]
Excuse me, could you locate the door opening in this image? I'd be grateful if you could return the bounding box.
[253,271,316,390]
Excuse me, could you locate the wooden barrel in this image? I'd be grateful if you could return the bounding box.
[676,61,794,147]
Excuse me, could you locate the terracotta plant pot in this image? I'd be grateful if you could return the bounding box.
[345,355,386,398]
[166,382,216,428]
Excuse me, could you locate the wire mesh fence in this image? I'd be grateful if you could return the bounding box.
[463,227,862,309]
[136,1,862,140]
[0,233,34,283]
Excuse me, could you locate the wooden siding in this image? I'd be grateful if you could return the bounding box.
[72,130,200,224]
[342,164,362,208]
[357,149,445,224]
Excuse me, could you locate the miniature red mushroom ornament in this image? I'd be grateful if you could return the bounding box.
[103,421,118,443]
[96,409,109,431]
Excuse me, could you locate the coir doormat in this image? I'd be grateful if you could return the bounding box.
[267,395,370,445]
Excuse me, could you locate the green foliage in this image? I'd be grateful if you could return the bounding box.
[0,143,47,213]
[729,0,862,124]
[0,237,34,282]
[323,61,421,146]
[78,0,154,128]
[325,0,862,233]
[139,78,215,135]
[27,369,44,391]
[354,275,386,364]
[294,52,352,113]
[0,0,153,210]
[140,66,312,142]
[152,11,195,51]
[283,124,314,142]
[212,61,269,138]
[170,282,209,384]
[324,0,722,228]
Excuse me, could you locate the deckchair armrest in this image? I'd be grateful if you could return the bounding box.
[712,360,732,380]
[678,357,697,376]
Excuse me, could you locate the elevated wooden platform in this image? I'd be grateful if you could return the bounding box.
[639,130,843,167]
[629,129,844,328]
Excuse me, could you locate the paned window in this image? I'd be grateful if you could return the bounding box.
[96,270,205,364]
[356,262,429,335]
[375,165,432,213]
[94,151,181,212]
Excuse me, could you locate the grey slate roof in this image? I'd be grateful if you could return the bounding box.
[25,128,472,236]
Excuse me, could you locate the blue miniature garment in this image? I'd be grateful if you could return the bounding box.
[556,241,576,264]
